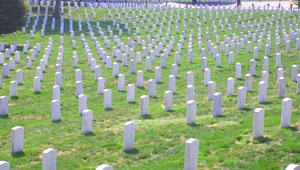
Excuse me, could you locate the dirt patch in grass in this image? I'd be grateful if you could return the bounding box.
[11,115,47,120]
[8,102,16,106]
[58,148,77,156]
[207,121,238,128]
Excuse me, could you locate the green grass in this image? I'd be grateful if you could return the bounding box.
[0,4,300,170]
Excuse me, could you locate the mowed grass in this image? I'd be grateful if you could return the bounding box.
[0,3,300,170]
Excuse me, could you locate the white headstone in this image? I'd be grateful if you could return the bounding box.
[34,76,41,93]
[155,67,161,83]
[10,81,18,98]
[0,161,10,170]
[127,84,135,103]
[292,65,298,82]
[236,63,241,79]
[186,100,197,125]
[42,148,57,170]
[245,74,252,92]
[104,89,112,109]
[227,78,234,96]
[123,121,135,151]
[113,62,119,77]
[213,93,222,117]
[229,52,234,64]
[276,53,281,68]
[148,79,156,97]
[78,94,87,115]
[169,75,176,93]
[187,71,194,86]
[140,95,149,116]
[204,68,210,86]
[237,87,246,109]
[208,81,216,101]
[16,70,23,85]
[52,85,60,101]
[281,98,292,128]
[82,109,93,134]
[11,126,24,153]
[164,90,173,111]
[0,96,8,116]
[263,57,269,71]
[258,81,267,103]
[250,59,256,76]
[187,85,195,101]
[184,138,199,170]
[130,59,135,74]
[253,108,264,139]
[285,164,300,170]
[137,70,144,88]
[76,81,83,97]
[118,74,125,91]
[96,164,113,170]
[94,66,101,81]
[297,74,300,94]
[98,77,105,94]
[76,69,82,82]
[278,77,286,98]
[55,72,62,88]
[51,100,61,121]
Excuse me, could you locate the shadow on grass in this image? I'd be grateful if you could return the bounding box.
[52,120,61,123]
[253,136,272,144]
[188,123,200,128]
[84,132,95,136]
[286,126,298,132]
[260,101,272,105]
[157,82,164,85]
[248,91,256,94]
[12,151,25,158]
[165,109,175,112]
[128,101,137,104]
[214,115,226,118]
[241,107,252,112]
[0,115,9,119]
[34,92,42,94]
[150,96,158,99]
[124,148,139,155]
[141,115,151,119]
[137,87,145,90]
[11,96,18,100]
[105,108,114,111]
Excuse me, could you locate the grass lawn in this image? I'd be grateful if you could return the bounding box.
[0,2,300,170]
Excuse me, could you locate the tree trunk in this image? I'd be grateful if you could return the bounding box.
[52,0,61,18]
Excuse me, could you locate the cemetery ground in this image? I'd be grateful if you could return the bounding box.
[1,2,300,170]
